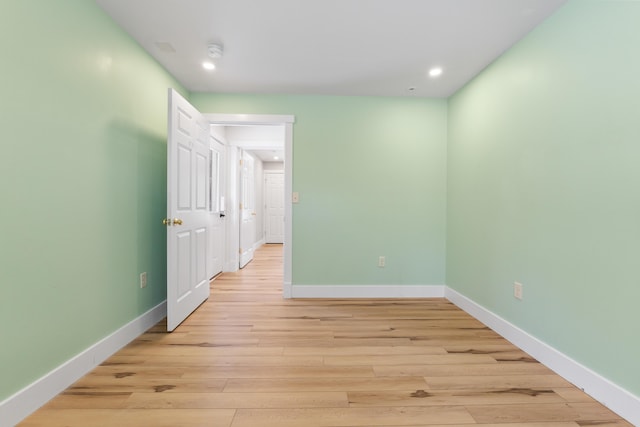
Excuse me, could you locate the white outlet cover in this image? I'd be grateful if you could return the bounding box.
[514,282,523,300]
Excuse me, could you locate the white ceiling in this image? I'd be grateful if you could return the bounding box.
[218,124,285,163]
[250,149,285,163]
[96,0,567,98]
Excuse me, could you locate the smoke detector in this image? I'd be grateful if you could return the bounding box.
[208,44,224,59]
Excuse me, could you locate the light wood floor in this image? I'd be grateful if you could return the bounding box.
[21,244,630,426]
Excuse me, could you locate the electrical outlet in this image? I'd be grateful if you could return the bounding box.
[140,272,147,289]
[378,256,385,268]
[514,282,523,300]
[292,192,300,203]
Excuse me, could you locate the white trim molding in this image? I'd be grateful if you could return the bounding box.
[445,287,640,426]
[282,122,293,296]
[0,301,167,427]
[292,284,446,299]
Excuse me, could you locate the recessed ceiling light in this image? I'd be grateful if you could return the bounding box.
[428,67,443,78]
[202,61,215,71]
[273,156,279,160]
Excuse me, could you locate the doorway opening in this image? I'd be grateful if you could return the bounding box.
[205,114,294,298]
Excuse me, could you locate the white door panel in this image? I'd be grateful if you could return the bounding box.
[265,172,284,244]
[176,232,191,298]
[239,151,256,268]
[196,153,208,210]
[207,138,225,278]
[167,89,210,331]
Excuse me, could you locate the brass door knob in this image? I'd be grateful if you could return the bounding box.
[162,218,171,226]
[173,218,183,225]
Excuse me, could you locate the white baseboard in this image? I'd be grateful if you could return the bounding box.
[0,301,167,427]
[291,284,445,298]
[223,260,238,273]
[283,281,292,299]
[445,287,640,426]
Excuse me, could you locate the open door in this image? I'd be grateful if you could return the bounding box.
[239,150,256,268]
[165,89,210,331]
[208,137,225,278]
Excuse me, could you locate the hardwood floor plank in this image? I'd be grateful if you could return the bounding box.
[41,392,132,409]
[319,319,488,329]
[107,354,324,367]
[442,343,521,352]
[117,345,285,357]
[19,410,119,427]
[409,337,517,346]
[283,346,447,356]
[467,402,626,424]
[333,329,499,339]
[374,362,553,377]
[425,374,573,390]
[325,354,497,366]
[347,388,567,407]
[259,337,415,347]
[110,409,236,427]
[574,422,634,427]
[553,387,598,403]
[21,408,236,427]
[124,391,349,409]
[68,377,227,393]
[181,365,376,379]
[229,407,475,427]
[362,424,581,427]
[86,365,189,379]
[224,377,430,393]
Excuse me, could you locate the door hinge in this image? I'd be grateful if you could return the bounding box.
[239,202,243,210]
[239,159,244,166]
[239,248,243,254]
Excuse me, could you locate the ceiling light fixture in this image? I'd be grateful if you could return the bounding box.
[202,61,215,71]
[428,67,443,78]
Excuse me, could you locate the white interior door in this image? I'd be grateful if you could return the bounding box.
[239,150,256,268]
[166,89,210,331]
[265,171,285,244]
[208,138,225,278]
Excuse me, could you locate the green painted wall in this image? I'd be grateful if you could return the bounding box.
[191,94,448,286]
[4,0,636,413]
[447,0,640,396]
[0,1,184,400]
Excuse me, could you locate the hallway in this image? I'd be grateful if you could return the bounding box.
[21,244,629,426]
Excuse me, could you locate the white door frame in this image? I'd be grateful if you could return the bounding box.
[203,113,294,298]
